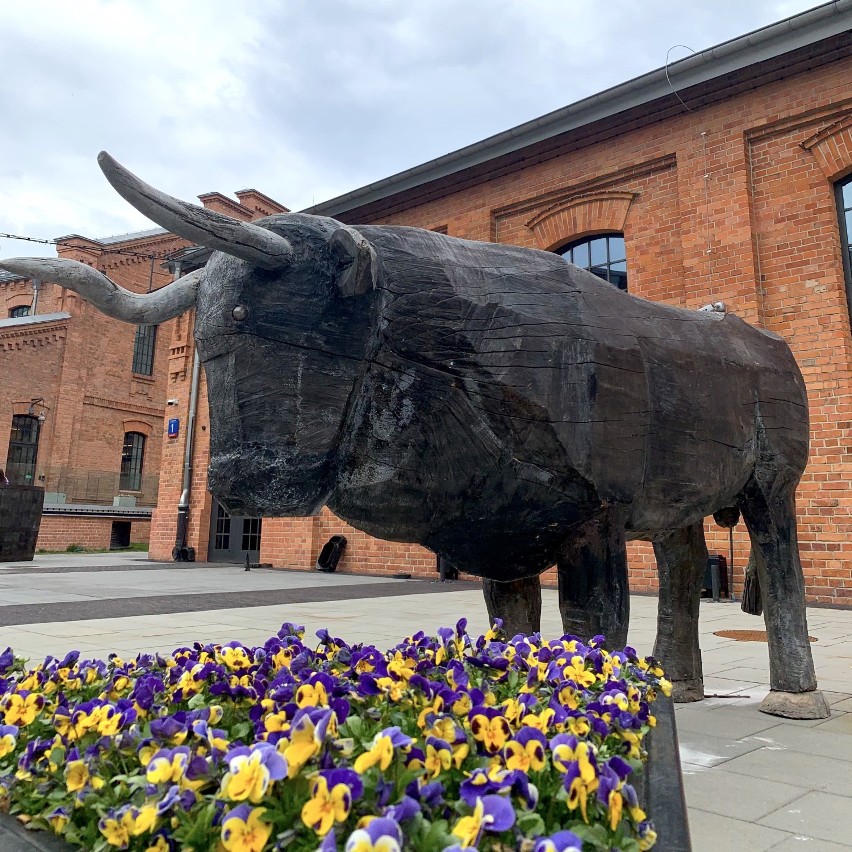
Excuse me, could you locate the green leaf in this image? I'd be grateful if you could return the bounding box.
[343,715,365,740]
[232,721,252,740]
[516,810,546,837]
[187,692,208,709]
[572,822,612,849]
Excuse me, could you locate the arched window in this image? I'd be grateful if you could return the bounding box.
[837,176,852,319]
[8,305,30,318]
[6,414,40,484]
[556,233,627,291]
[120,432,146,491]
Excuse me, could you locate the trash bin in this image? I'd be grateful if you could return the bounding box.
[316,535,347,573]
[703,554,729,599]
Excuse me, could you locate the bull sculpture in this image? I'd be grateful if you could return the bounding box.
[0,153,828,719]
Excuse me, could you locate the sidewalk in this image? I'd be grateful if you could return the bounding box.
[1,553,850,851]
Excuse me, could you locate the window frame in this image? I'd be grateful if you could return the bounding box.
[8,305,30,318]
[241,517,263,552]
[214,502,231,551]
[555,232,628,291]
[119,431,146,492]
[6,414,40,485]
[835,176,852,328]
[131,324,157,376]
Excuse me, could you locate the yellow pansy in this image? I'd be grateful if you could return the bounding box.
[301,775,352,836]
[220,751,270,803]
[3,693,43,726]
[353,733,394,774]
[65,760,89,792]
[221,806,272,852]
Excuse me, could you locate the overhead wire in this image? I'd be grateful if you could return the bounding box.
[0,231,168,260]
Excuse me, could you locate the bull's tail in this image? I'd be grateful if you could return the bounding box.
[741,549,763,616]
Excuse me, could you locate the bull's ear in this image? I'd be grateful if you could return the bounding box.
[329,226,379,297]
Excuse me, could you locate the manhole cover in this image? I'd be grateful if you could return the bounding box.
[714,629,817,642]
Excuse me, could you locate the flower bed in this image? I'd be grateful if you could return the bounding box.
[0,621,671,851]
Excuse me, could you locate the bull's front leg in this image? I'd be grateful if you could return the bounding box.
[556,509,629,648]
[652,521,706,703]
[482,575,542,638]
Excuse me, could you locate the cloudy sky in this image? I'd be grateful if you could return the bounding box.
[0,0,827,258]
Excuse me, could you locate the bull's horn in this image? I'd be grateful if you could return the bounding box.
[97,152,293,270]
[0,258,201,325]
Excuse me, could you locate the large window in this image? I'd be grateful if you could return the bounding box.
[837,177,852,316]
[6,414,40,484]
[131,325,157,376]
[119,432,146,491]
[242,517,263,552]
[556,233,628,291]
[8,305,30,318]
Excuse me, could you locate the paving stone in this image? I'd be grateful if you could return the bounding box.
[682,767,807,822]
[686,808,791,852]
[674,706,781,740]
[752,721,852,761]
[677,729,766,768]
[720,746,852,793]
[770,835,852,851]
[820,691,852,707]
[810,712,852,737]
[758,791,852,844]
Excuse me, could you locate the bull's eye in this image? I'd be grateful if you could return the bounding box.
[232,305,249,322]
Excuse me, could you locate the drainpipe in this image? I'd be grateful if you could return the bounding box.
[30,279,40,315]
[173,261,201,562]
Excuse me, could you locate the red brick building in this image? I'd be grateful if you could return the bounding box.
[0,191,285,552]
[147,5,852,605]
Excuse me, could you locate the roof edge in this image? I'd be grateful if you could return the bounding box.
[0,311,71,330]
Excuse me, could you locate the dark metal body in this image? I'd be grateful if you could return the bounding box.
[194,217,821,710]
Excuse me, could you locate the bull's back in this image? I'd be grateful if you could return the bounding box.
[357,225,809,530]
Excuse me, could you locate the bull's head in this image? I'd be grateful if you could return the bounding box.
[0,153,382,516]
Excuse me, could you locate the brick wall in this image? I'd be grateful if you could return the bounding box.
[0,308,67,477]
[0,232,183,506]
[36,515,151,552]
[150,50,852,605]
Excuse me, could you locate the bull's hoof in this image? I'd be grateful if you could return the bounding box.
[759,689,830,719]
[671,678,704,703]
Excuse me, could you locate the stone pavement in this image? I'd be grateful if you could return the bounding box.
[1,552,851,851]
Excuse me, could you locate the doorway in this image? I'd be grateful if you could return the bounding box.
[208,500,263,563]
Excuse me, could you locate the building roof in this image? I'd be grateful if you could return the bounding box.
[304,0,852,218]
[54,226,170,245]
[0,311,71,330]
[97,227,169,245]
[0,269,24,283]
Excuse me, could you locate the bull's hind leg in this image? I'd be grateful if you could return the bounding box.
[557,510,629,648]
[739,480,829,719]
[482,575,542,638]
[652,521,706,702]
